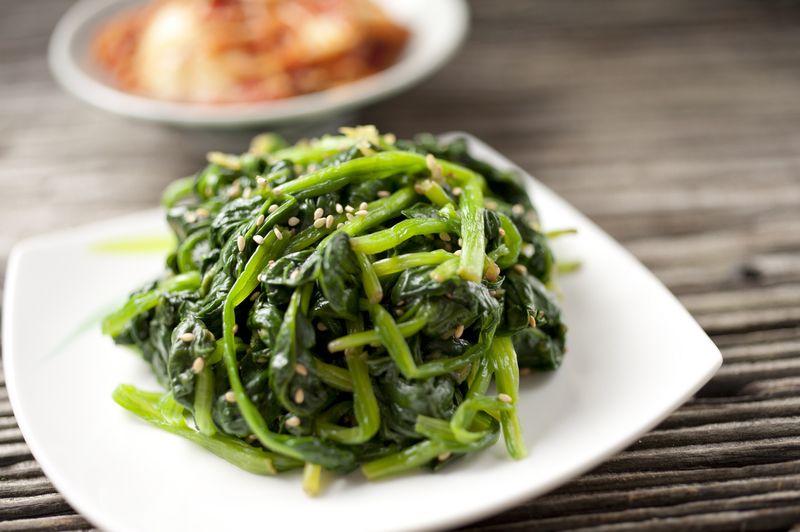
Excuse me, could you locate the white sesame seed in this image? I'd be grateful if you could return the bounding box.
[257,273,266,282]
[256,214,265,226]
[313,218,326,229]
[498,393,513,404]
[232,324,239,334]
[513,264,528,274]
[522,243,535,257]
[486,200,498,210]
[183,211,197,224]
[439,232,451,242]
[268,259,275,267]
[377,190,390,198]
[317,322,328,331]
[191,357,205,374]
[253,235,264,245]
[345,205,355,213]
[196,208,209,219]
[268,204,278,214]
[288,216,300,227]
[359,202,369,211]
[498,228,506,237]
[294,389,305,404]
[335,203,344,213]
[256,176,267,188]
[290,269,300,281]
[225,391,237,403]
[273,227,283,240]
[454,249,462,256]
[458,238,463,247]
[346,213,355,221]
[454,324,465,338]
[337,222,344,229]
[355,209,368,217]
[485,262,500,282]
[452,187,463,196]
[286,416,301,428]
[237,235,245,252]
[438,452,451,461]
[179,332,195,343]
[246,434,258,442]
[529,315,537,328]
[295,363,308,376]
[313,207,324,219]
[325,214,334,228]
[242,187,253,199]
[512,204,525,215]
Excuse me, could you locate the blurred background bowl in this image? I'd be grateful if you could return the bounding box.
[49,0,468,129]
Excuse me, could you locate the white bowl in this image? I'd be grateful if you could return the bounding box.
[49,0,468,128]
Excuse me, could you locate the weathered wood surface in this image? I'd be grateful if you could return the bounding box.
[2,0,800,529]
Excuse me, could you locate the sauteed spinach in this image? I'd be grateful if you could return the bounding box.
[103,127,568,494]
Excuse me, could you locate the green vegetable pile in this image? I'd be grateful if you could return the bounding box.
[103,126,567,494]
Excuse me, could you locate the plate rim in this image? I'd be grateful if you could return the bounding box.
[48,0,470,128]
[2,133,722,531]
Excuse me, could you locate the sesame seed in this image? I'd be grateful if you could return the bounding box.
[313,218,326,229]
[512,204,525,215]
[285,416,301,428]
[313,207,324,219]
[316,322,328,331]
[294,389,305,404]
[206,330,215,341]
[346,213,355,221]
[191,357,205,374]
[458,238,463,247]
[498,393,513,404]
[454,249,462,256]
[253,234,264,245]
[249,291,260,301]
[325,214,335,228]
[268,204,278,214]
[257,273,266,282]
[183,211,197,224]
[225,391,236,403]
[242,187,252,199]
[290,269,300,281]
[232,324,239,334]
[268,260,275,267]
[335,203,344,213]
[529,315,537,328]
[513,264,528,274]
[438,452,451,461]
[377,190,390,198]
[256,176,267,188]
[345,205,355,213]
[196,208,209,219]
[485,262,501,282]
[237,235,245,252]
[498,228,506,237]
[256,214,265,226]
[454,324,465,338]
[179,332,195,343]
[355,209,368,217]
[439,232,451,242]
[246,434,258,442]
[295,363,308,376]
[273,227,283,240]
[288,216,300,227]
[485,200,498,210]
[522,243,535,257]
[359,202,369,211]
[452,187,463,196]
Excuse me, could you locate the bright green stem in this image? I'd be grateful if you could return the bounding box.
[430,257,460,283]
[192,367,216,436]
[313,359,353,392]
[557,260,582,275]
[319,346,380,444]
[368,304,479,379]
[102,271,201,337]
[546,228,578,239]
[176,230,208,273]
[457,177,486,282]
[356,252,383,304]
[327,315,427,352]
[161,176,194,207]
[496,213,522,269]
[372,250,453,277]
[113,384,301,474]
[415,179,454,207]
[450,395,512,444]
[350,218,450,255]
[361,440,448,480]
[303,463,323,496]
[490,336,527,459]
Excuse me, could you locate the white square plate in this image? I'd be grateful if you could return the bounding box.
[2,134,721,532]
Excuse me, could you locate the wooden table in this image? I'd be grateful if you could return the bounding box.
[3,0,800,529]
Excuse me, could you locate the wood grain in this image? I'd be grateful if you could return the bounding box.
[2,0,800,529]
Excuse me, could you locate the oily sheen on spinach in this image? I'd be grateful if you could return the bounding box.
[103,127,568,494]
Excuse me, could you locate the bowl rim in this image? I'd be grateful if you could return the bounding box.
[48,0,469,128]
